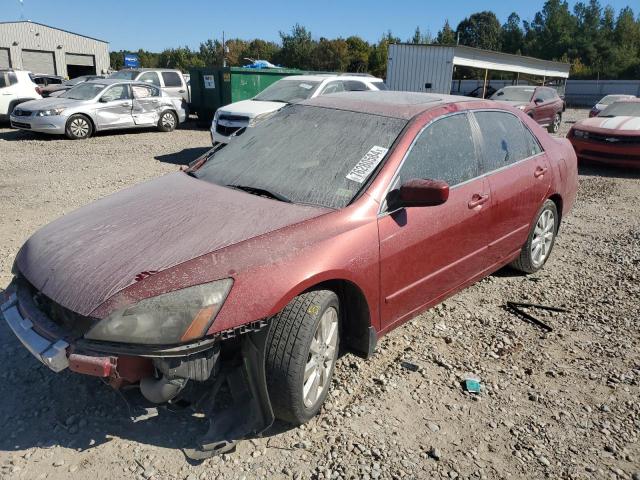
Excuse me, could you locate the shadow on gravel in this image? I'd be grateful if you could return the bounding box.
[155,147,210,166]
[579,163,640,179]
[0,129,59,142]
[0,318,295,461]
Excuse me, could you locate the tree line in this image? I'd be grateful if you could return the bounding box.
[109,0,640,80]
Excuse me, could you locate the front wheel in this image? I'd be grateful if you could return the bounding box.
[547,113,561,134]
[65,114,93,140]
[510,200,559,274]
[265,290,340,425]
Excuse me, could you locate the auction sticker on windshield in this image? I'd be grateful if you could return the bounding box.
[346,146,389,183]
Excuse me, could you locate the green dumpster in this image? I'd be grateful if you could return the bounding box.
[189,67,310,126]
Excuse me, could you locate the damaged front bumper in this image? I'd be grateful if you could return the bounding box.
[2,293,69,372]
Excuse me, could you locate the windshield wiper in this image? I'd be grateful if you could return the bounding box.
[226,184,292,203]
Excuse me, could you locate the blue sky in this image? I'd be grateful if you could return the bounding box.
[2,0,636,51]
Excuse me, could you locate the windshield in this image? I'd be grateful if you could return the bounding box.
[60,83,106,100]
[599,102,640,117]
[109,70,138,80]
[195,104,406,209]
[253,79,321,103]
[491,87,535,103]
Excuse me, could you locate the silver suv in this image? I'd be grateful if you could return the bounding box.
[109,68,189,103]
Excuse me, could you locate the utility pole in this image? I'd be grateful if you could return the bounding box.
[222,30,226,67]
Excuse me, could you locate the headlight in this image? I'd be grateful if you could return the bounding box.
[36,108,65,116]
[85,279,233,345]
[573,129,587,139]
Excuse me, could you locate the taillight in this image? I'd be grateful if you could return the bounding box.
[35,86,42,95]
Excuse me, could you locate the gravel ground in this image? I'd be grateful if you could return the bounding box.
[0,111,639,480]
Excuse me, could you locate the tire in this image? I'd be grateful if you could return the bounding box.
[547,113,561,134]
[265,290,340,425]
[65,114,93,140]
[510,200,559,274]
[158,110,178,132]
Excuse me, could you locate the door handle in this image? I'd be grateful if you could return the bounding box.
[178,89,186,93]
[468,194,489,209]
[534,166,548,178]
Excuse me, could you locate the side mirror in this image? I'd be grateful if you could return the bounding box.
[388,179,450,210]
[98,96,109,103]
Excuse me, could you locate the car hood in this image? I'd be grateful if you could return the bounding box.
[218,99,287,118]
[16,97,88,112]
[578,116,640,132]
[16,172,329,316]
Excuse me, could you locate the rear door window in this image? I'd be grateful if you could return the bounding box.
[161,71,182,87]
[132,84,160,98]
[343,80,368,91]
[321,81,345,95]
[138,71,161,87]
[0,73,7,88]
[473,111,537,173]
[398,113,479,187]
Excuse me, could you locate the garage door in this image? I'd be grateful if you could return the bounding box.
[0,48,10,69]
[66,53,94,67]
[22,49,55,75]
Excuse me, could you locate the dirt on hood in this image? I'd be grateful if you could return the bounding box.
[15,172,329,316]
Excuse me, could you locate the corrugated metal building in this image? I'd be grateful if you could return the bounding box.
[0,21,109,78]
[387,44,570,95]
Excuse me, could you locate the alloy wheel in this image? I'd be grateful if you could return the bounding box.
[531,209,555,267]
[70,118,89,138]
[303,307,338,408]
[161,112,176,129]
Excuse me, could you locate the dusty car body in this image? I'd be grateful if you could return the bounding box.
[589,94,636,118]
[10,79,186,139]
[491,85,565,133]
[4,91,577,456]
[568,99,640,169]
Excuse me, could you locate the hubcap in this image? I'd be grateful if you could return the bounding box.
[531,209,555,267]
[162,113,176,129]
[303,307,338,408]
[70,118,89,137]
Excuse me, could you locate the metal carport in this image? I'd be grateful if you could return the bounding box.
[386,44,570,97]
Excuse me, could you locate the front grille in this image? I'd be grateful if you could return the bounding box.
[582,150,640,162]
[12,109,33,117]
[218,114,249,123]
[584,132,640,145]
[21,277,97,337]
[216,124,245,137]
[11,121,31,129]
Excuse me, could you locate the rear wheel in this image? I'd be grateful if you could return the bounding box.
[547,113,561,134]
[510,200,558,274]
[65,114,93,140]
[265,290,340,425]
[158,110,177,132]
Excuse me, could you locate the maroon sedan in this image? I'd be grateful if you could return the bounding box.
[491,85,565,134]
[569,99,640,169]
[3,91,577,456]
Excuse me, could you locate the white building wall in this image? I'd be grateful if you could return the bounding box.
[0,21,109,76]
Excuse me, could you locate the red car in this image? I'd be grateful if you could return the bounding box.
[491,85,565,134]
[3,91,577,456]
[568,99,640,169]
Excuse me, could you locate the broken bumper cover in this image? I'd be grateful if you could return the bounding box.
[1,293,69,372]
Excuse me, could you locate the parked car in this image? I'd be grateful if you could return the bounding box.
[210,74,386,144]
[3,91,577,456]
[0,69,41,120]
[109,68,190,103]
[10,79,186,139]
[466,85,497,98]
[568,98,640,169]
[491,85,565,133]
[589,94,636,118]
[41,75,105,98]
[31,74,64,89]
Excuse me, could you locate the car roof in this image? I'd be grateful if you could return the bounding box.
[85,79,156,86]
[299,91,476,120]
[279,74,383,82]
[613,98,640,104]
